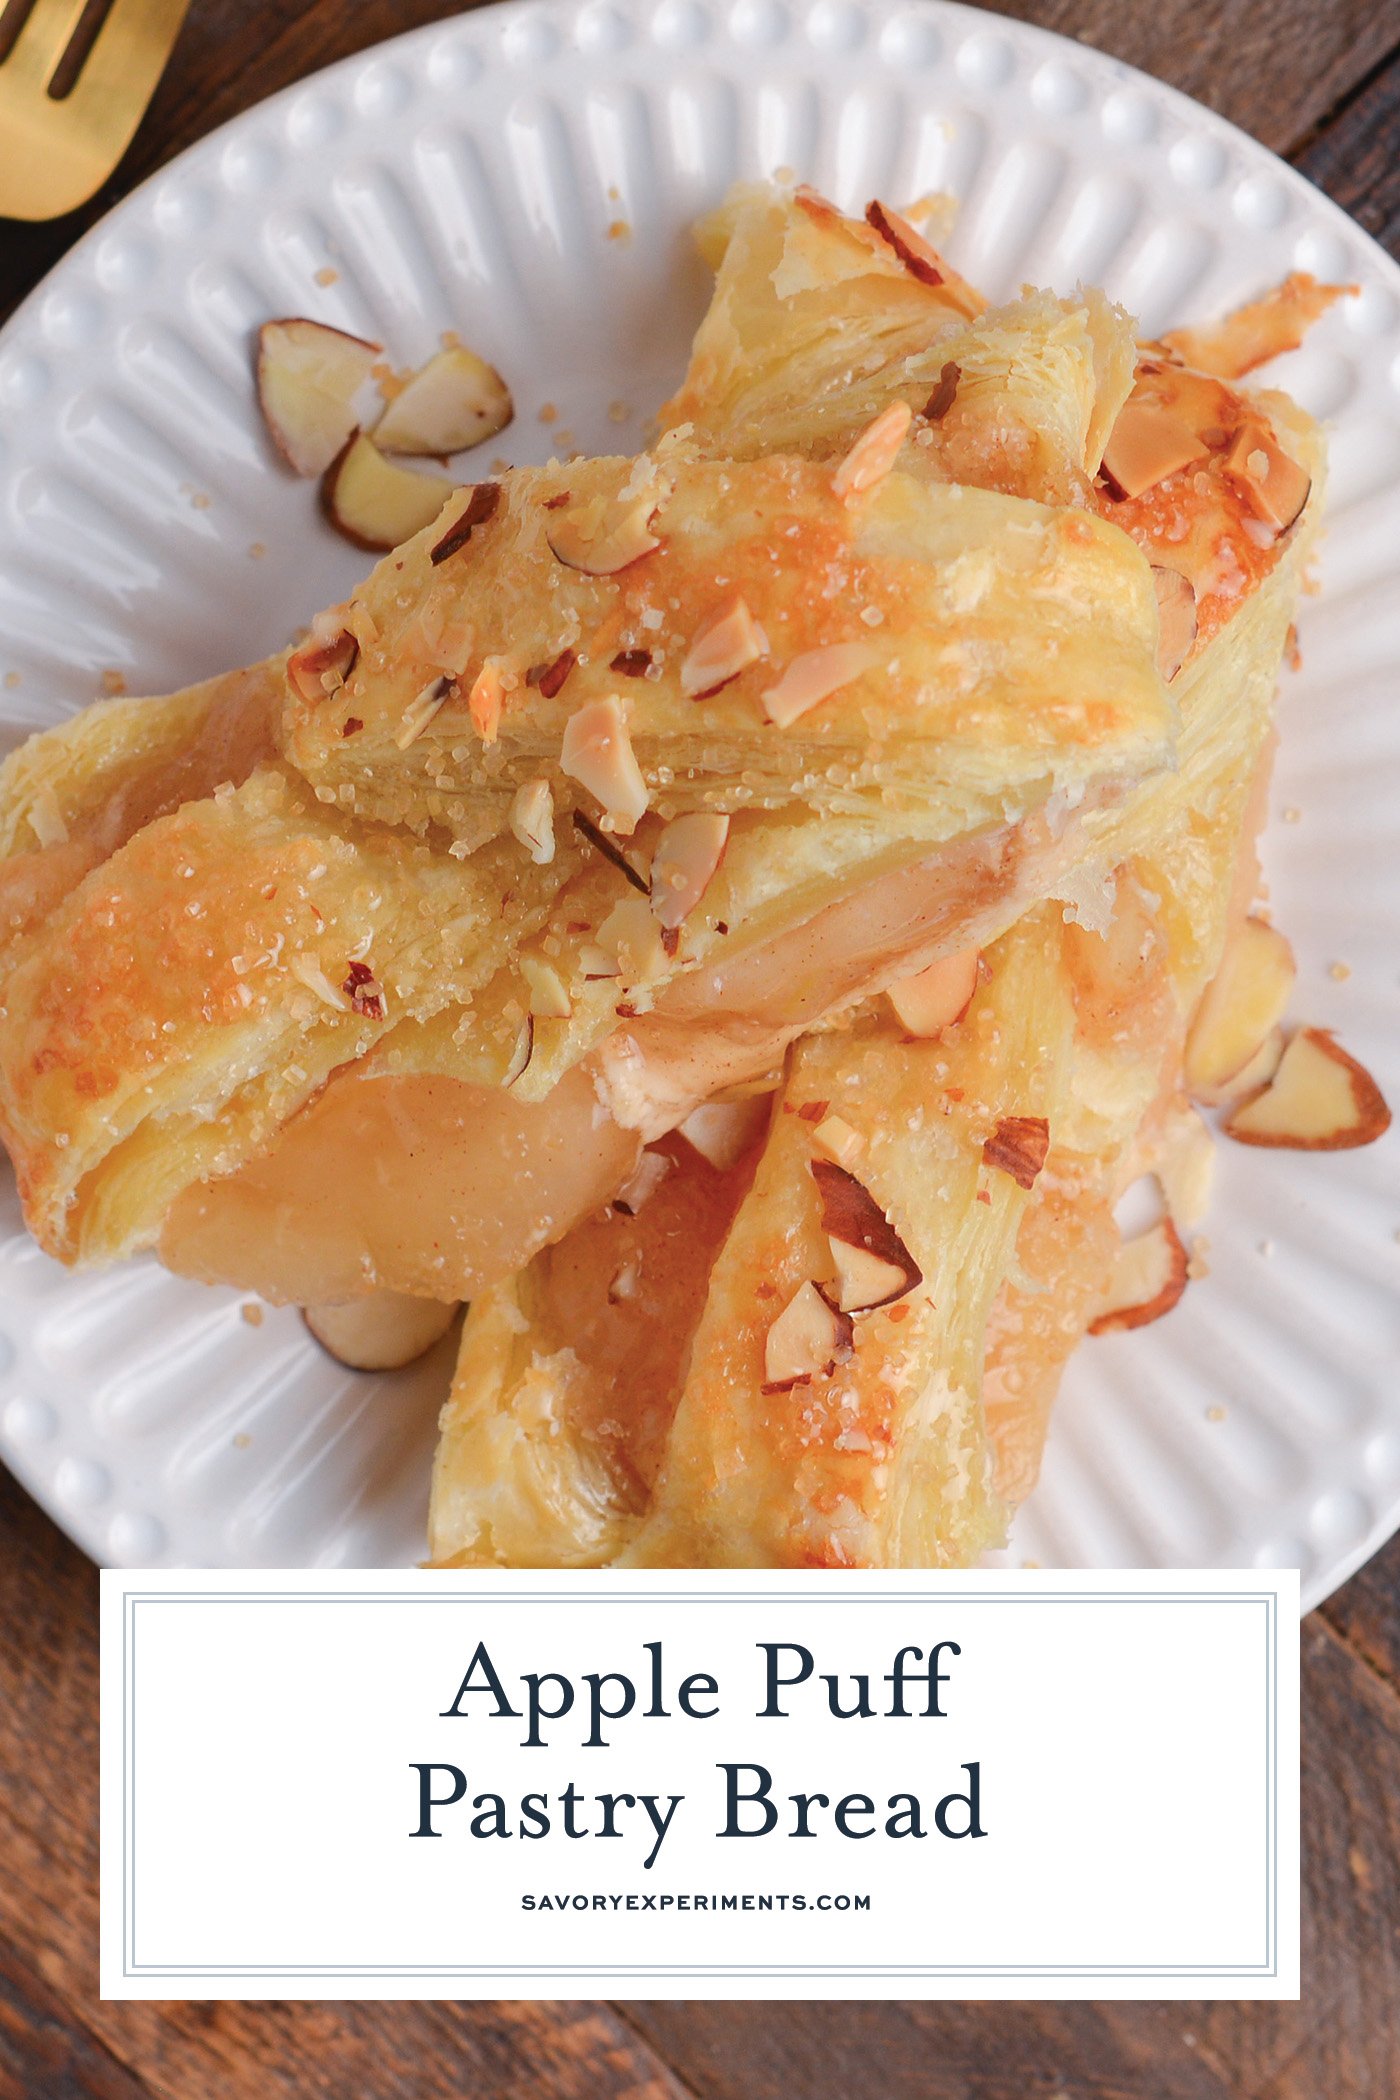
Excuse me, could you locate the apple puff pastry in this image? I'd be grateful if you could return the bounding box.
[0,176,1382,1580]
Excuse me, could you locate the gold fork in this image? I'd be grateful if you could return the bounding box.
[0,0,192,222]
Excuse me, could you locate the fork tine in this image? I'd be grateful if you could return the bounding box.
[0,0,189,219]
[5,0,90,90]
[53,0,188,123]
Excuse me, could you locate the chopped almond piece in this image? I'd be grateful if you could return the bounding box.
[1151,567,1198,683]
[982,1116,1050,1190]
[395,675,452,750]
[1185,916,1296,1099]
[501,1015,534,1088]
[1088,1219,1189,1335]
[831,400,913,503]
[811,1114,864,1169]
[509,778,555,865]
[1205,1025,1284,1109]
[521,954,572,1021]
[650,813,730,930]
[257,318,380,478]
[865,199,947,286]
[571,808,650,893]
[430,481,502,564]
[528,647,576,699]
[811,1159,922,1313]
[288,953,350,1011]
[763,1282,853,1391]
[923,359,961,422]
[287,626,358,703]
[680,593,769,697]
[321,432,450,551]
[596,894,669,983]
[547,492,661,575]
[679,1095,770,1171]
[468,659,504,744]
[373,346,513,456]
[1222,422,1311,532]
[304,1291,457,1371]
[1224,1028,1391,1149]
[887,947,979,1037]
[761,642,873,728]
[560,696,650,833]
[1101,401,1209,500]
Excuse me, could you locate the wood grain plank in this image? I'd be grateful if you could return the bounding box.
[1188,1610,1400,2100]
[622,1592,1400,2100]
[0,1471,690,2100]
[1320,1542,1400,1700]
[0,1932,155,2100]
[621,1996,1238,2100]
[1296,51,1400,250]
[987,0,1400,155]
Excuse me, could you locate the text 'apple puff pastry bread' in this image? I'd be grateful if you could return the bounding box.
[0,176,1385,1572]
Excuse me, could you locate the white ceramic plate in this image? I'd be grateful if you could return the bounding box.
[0,0,1396,1598]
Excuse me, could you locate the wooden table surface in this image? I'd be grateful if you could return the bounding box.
[2,0,1399,2091]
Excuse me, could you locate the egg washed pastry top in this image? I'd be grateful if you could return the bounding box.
[0,179,1326,1343]
[426,182,1331,1569]
[278,448,1174,842]
[0,299,1186,1279]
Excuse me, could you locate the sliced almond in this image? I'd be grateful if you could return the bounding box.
[887,946,979,1037]
[502,1013,534,1088]
[468,659,505,744]
[321,431,451,551]
[304,1291,457,1371]
[761,642,873,728]
[1224,1027,1391,1149]
[649,812,729,930]
[373,346,513,457]
[1222,422,1311,532]
[521,953,572,1021]
[1151,566,1198,683]
[864,200,948,288]
[762,1281,853,1391]
[1101,401,1209,500]
[571,808,651,894]
[257,318,381,478]
[613,1148,672,1216]
[1088,1219,1189,1335]
[982,1115,1050,1190]
[810,1158,923,1313]
[547,493,660,575]
[811,1114,864,1169]
[1199,1024,1284,1110]
[510,778,555,865]
[680,593,769,697]
[288,952,350,1011]
[597,894,669,983]
[430,480,502,564]
[1185,916,1296,1099]
[560,696,649,833]
[287,626,359,704]
[679,1094,771,1172]
[831,400,913,504]
[395,675,452,750]
[527,646,576,699]
[923,359,961,422]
